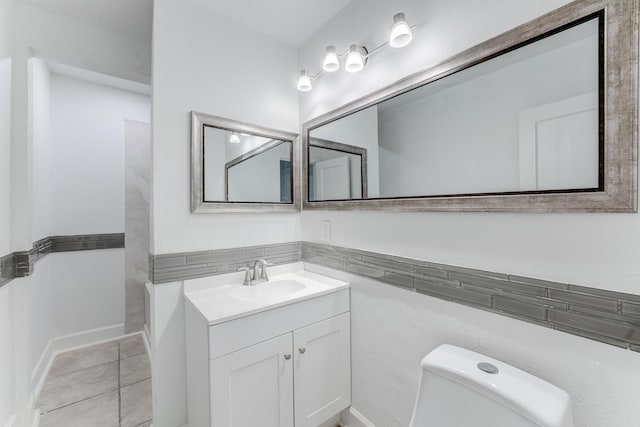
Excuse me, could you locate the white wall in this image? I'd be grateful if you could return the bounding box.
[48,250,125,338]
[0,284,15,427]
[152,0,300,255]
[1,1,15,423]
[151,1,300,425]
[49,73,150,234]
[10,1,152,250]
[14,2,150,85]
[0,0,11,255]
[0,57,11,255]
[308,264,640,427]
[29,58,51,241]
[298,1,640,426]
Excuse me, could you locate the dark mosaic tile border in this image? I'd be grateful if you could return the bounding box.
[301,241,640,353]
[0,252,14,287]
[149,242,302,284]
[0,233,125,287]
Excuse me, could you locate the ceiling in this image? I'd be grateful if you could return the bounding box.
[18,0,350,47]
[19,0,153,42]
[195,0,352,46]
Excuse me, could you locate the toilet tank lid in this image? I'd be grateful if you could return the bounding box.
[421,345,573,427]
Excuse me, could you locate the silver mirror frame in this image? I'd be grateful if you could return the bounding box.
[191,111,300,213]
[302,0,638,212]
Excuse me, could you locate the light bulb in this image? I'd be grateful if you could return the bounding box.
[229,133,240,144]
[297,70,312,92]
[322,45,340,72]
[345,44,365,73]
[390,12,413,48]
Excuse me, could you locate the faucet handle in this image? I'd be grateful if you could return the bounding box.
[255,259,269,280]
[236,266,252,285]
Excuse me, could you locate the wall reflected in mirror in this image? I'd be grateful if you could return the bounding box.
[307,16,601,201]
[203,126,293,203]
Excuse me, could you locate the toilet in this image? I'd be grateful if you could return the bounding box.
[409,345,574,427]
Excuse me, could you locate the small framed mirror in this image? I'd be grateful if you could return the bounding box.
[302,0,637,212]
[191,112,300,213]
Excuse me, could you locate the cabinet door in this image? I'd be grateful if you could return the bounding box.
[293,312,351,427]
[210,333,294,427]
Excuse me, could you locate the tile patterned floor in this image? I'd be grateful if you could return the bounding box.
[37,333,152,427]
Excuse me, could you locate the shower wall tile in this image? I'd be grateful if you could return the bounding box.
[125,120,151,334]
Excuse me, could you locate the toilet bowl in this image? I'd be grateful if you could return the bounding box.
[409,345,574,427]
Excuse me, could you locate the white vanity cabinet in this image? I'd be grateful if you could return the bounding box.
[185,282,351,427]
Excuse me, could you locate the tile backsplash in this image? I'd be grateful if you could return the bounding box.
[149,242,302,284]
[302,241,640,352]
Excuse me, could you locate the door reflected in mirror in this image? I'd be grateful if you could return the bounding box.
[307,15,602,201]
[308,138,368,201]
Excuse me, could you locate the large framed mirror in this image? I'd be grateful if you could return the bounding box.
[302,0,637,212]
[191,112,300,212]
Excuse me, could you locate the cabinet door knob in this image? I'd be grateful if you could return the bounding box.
[284,354,291,360]
[298,348,306,354]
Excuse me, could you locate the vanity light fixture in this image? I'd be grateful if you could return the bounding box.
[389,12,413,48]
[322,46,340,72]
[297,12,415,91]
[229,133,240,144]
[345,45,367,73]
[297,70,313,92]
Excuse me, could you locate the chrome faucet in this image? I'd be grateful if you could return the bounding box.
[253,259,269,284]
[236,259,270,286]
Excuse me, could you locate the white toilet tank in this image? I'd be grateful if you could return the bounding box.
[409,345,574,427]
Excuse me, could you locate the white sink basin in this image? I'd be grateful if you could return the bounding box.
[184,269,350,325]
[229,279,307,302]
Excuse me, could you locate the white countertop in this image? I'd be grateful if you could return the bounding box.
[184,264,350,326]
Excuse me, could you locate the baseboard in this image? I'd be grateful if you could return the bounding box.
[340,407,376,427]
[31,323,125,403]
